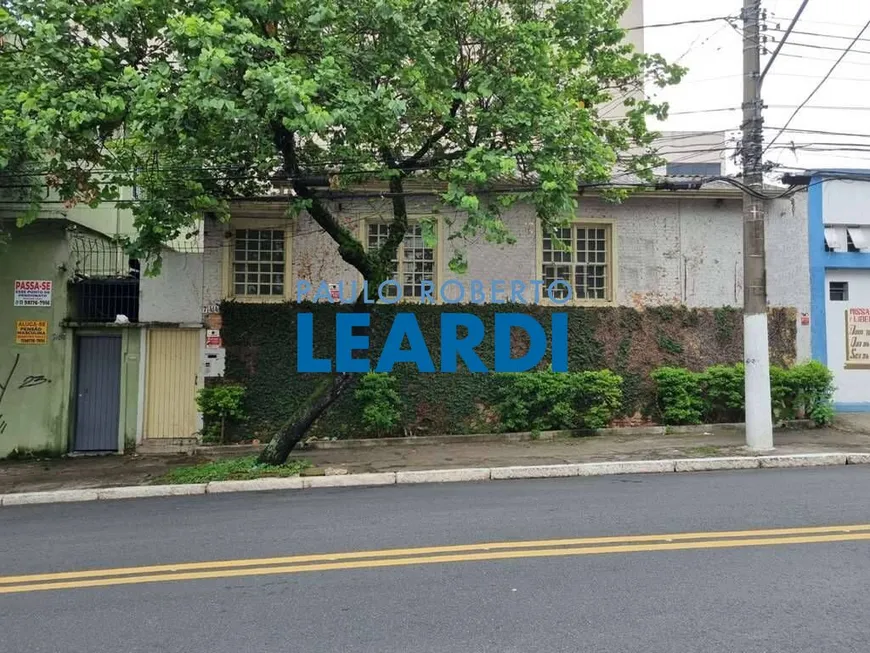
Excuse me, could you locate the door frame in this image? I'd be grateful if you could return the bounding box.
[68,327,133,454]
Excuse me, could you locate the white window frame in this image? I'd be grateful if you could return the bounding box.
[536,219,617,306]
[360,219,442,302]
[223,216,294,302]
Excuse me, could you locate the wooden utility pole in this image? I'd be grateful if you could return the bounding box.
[741,0,773,450]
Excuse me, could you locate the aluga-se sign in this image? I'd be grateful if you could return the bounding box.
[295,279,572,373]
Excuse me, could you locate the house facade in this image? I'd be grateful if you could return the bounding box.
[198,181,810,345]
[805,170,870,412]
[0,191,206,458]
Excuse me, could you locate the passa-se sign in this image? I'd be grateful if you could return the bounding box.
[295,279,571,374]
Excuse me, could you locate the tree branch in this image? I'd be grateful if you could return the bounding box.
[400,97,463,170]
[272,120,374,278]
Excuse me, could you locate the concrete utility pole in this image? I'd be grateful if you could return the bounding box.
[741,0,774,451]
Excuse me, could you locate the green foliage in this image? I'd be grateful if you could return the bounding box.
[217,303,798,440]
[354,373,403,436]
[655,331,683,355]
[1,0,682,270]
[155,456,309,484]
[650,367,705,425]
[653,361,835,426]
[770,360,835,425]
[196,384,247,443]
[495,370,623,431]
[699,364,744,423]
[713,307,738,343]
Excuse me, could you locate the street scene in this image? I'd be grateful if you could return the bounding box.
[3,0,870,650]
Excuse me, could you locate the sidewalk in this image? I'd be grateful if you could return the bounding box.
[3,425,870,494]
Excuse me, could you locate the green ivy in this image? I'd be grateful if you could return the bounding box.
[218,303,798,440]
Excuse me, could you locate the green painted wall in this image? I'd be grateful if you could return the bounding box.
[0,221,73,457]
[0,221,142,458]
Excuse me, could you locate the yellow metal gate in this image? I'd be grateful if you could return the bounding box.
[143,328,201,439]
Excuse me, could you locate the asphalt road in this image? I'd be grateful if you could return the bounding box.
[2,466,870,652]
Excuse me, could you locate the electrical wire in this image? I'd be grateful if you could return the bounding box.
[766,16,870,156]
[761,0,810,81]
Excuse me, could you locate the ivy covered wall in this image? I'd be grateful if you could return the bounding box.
[217,302,797,440]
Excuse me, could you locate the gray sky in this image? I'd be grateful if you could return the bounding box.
[644,0,870,174]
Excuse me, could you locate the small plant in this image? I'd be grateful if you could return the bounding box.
[196,384,247,444]
[650,367,704,425]
[354,373,403,436]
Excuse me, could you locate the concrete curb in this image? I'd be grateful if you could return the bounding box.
[2,452,868,507]
[193,420,816,453]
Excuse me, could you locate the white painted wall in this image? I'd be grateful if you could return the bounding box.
[139,249,204,323]
[199,192,808,316]
[825,269,870,405]
[822,180,870,227]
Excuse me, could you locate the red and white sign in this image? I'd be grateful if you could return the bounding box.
[206,329,222,348]
[329,283,340,302]
[14,280,52,307]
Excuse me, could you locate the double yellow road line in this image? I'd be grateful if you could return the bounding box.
[2,524,869,595]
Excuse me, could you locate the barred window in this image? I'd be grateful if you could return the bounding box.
[232,229,286,297]
[542,224,612,301]
[366,223,436,298]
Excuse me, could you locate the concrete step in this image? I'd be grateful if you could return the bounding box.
[136,438,199,455]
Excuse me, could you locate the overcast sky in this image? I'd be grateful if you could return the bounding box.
[643,0,870,175]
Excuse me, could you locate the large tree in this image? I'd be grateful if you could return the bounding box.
[0,0,682,463]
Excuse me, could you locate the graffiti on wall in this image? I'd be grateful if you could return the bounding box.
[0,354,52,435]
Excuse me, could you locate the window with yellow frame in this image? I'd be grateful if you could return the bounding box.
[541,223,613,302]
[225,220,293,301]
[364,222,437,299]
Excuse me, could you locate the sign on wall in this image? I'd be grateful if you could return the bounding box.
[15,320,48,345]
[845,308,870,369]
[14,280,52,307]
[206,329,222,348]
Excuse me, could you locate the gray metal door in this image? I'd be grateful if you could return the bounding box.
[73,335,122,452]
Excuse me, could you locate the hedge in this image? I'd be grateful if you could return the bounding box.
[217,302,798,440]
[651,361,835,426]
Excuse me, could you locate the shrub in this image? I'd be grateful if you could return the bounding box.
[650,367,704,425]
[700,364,744,423]
[196,384,247,443]
[354,373,403,436]
[652,361,835,426]
[495,370,623,432]
[771,360,835,425]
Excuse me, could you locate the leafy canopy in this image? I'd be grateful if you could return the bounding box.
[0,0,683,272]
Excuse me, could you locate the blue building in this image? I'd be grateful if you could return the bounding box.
[803,170,870,412]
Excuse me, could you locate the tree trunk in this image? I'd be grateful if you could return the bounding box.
[257,373,355,465]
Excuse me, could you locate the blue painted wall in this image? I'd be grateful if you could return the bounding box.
[807,171,870,411]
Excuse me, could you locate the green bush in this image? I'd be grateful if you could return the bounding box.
[652,361,835,426]
[196,384,247,443]
[771,360,835,425]
[700,364,745,423]
[354,373,403,436]
[495,370,623,432]
[650,367,705,425]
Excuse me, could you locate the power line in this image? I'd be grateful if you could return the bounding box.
[769,26,870,44]
[766,17,870,156]
[761,0,810,81]
[620,16,735,32]
[782,39,870,57]
[776,51,870,66]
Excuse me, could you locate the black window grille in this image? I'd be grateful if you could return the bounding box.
[69,278,140,323]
